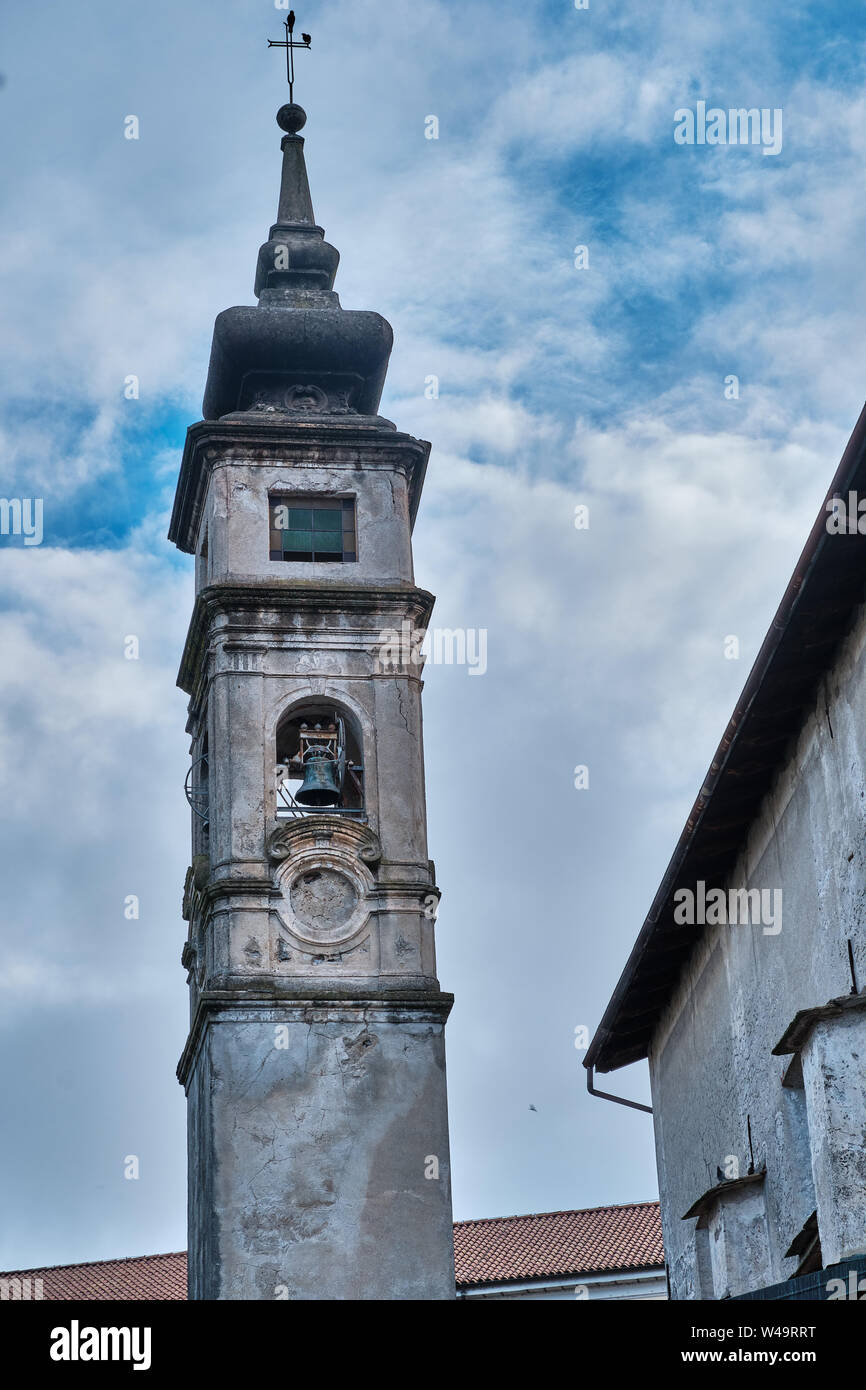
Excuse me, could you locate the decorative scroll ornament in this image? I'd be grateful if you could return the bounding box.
[267,816,381,871]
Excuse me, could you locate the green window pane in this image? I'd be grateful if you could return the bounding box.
[281,529,314,551]
[312,531,342,552]
[269,498,355,565]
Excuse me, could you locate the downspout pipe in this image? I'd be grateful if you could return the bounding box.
[586,1064,652,1115]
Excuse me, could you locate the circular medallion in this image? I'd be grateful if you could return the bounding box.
[290,868,358,932]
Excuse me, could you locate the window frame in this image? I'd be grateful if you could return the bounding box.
[269,494,357,564]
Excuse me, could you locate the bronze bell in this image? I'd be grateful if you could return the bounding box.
[295,746,341,806]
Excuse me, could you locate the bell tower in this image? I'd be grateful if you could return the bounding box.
[168,63,455,1300]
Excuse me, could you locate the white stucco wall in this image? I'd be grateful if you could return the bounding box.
[648,596,866,1298]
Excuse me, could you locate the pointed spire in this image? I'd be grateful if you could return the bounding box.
[254,104,340,306]
[201,98,393,422]
[275,104,315,224]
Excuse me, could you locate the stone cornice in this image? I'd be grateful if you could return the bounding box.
[177,579,435,693]
[168,416,431,555]
[177,987,454,1089]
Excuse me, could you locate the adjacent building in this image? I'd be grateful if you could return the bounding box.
[586,403,866,1300]
[455,1202,665,1299]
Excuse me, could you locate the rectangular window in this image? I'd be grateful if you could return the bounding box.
[269,496,356,563]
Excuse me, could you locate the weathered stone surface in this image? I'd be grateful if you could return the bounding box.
[801,1008,866,1266]
[290,868,358,929]
[168,421,430,565]
[183,1002,454,1301]
[706,1183,774,1299]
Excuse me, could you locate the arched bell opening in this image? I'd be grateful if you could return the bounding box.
[275,700,365,818]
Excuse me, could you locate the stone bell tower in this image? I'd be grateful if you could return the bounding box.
[168,85,455,1300]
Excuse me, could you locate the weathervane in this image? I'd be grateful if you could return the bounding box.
[268,10,311,105]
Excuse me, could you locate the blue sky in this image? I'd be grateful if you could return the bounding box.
[2,0,866,1270]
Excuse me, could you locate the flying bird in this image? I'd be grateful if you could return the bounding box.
[529,1104,537,1113]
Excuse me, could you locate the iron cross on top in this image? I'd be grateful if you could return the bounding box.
[268,11,311,104]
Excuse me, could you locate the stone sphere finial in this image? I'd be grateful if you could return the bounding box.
[277,103,307,134]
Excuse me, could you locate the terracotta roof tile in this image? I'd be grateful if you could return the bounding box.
[453,1201,664,1286]
[0,1203,663,1297]
[0,1252,187,1301]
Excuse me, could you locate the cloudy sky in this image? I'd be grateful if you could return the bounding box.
[2,0,866,1271]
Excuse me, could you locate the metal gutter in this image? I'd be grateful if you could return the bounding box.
[586,1064,652,1114]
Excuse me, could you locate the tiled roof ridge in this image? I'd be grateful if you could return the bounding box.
[453,1201,665,1285]
[0,1251,185,1277]
[454,1199,659,1229]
